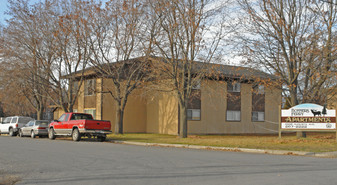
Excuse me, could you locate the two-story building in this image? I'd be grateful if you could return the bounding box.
[54,57,282,135]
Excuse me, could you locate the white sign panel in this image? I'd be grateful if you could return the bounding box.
[281,103,336,130]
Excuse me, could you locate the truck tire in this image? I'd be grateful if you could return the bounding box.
[9,128,14,137]
[48,128,56,140]
[98,135,106,142]
[31,130,36,138]
[72,128,81,142]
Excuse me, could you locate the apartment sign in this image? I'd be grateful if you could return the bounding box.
[281,103,336,130]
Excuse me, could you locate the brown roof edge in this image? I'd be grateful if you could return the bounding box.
[61,56,279,81]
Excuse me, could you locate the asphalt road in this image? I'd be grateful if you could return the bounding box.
[1,136,337,185]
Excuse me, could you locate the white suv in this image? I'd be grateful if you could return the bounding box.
[0,116,34,136]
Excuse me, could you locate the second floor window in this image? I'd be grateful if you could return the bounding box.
[226,81,241,121]
[72,81,79,94]
[85,79,96,96]
[252,84,265,122]
[227,81,240,92]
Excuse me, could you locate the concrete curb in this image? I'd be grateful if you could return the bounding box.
[110,140,337,158]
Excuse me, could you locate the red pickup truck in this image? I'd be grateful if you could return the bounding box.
[48,112,112,142]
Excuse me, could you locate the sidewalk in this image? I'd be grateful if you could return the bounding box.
[110,140,337,158]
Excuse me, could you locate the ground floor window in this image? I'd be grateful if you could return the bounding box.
[84,109,96,119]
[187,109,201,120]
[226,110,241,121]
[252,111,264,122]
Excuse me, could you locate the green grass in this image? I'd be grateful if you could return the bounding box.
[107,133,337,153]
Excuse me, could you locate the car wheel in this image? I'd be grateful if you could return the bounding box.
[19,130,23,137]
[9,128,14,137]
[98,135,106,142]
[48,128,56,140]
[72,128,81,142]
[31,131,36,138]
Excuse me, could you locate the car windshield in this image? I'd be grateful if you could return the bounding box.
[36,121,49,127]
[71,114,93,120]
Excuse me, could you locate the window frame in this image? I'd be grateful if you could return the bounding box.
[252,111,265,122]
[192,80,201,90]
[187,109,201,121]
[226,110,241,122]
[227,81,241,93]
[84,79,96,96]
[58,114,66,122]
[3,117,12,124]
[10,117,18,124]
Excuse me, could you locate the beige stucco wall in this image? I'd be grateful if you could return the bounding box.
[187,80,282,134]
[55,77,281,135]
[146,91,179,135]
[53,108,65,120]
[101,78,147,133]
[77,81,85,113]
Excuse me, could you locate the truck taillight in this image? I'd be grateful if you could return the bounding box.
[37,127,45,130]
[15,124,18,128]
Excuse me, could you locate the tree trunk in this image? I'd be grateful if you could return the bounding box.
[289,86,306,138]
[37,104,44,120]
[179,104,188,138]
[37,110,43,120]
[115,104,124,134]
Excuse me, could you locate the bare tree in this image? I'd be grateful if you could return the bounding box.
[1,0,50,119]
[46,0,93,113]
[87,0,149,134]
[148,0,229,138]
[237,0,319,107]
[1,0,93,118]
[300,0,337,104]
[237,0,337,107]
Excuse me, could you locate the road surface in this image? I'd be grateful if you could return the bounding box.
[0,136,337,185]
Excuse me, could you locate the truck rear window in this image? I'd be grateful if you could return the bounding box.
[70,114,93,120]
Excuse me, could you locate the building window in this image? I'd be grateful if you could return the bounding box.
[226,110,241,121]
[252,84,265,122]
[187,109,200,120]
[226,81,241,121]
[187,89,201,120]
[252,112,264,122]
[256,85,264,94]
[72,81,79,94]
[192,80,201,89]
[84,79,96,96]
[84,109,96,119]
[227,81,240,92]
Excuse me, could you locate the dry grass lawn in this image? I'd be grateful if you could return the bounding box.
[107,132,337,153]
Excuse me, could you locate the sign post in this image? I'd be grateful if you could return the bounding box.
[280,103,337,141]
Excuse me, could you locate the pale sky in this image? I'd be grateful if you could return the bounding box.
[0,0,108,25]
[0,0,43,25]
[0,0,11,25]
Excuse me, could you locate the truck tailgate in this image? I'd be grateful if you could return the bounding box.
[84,120,111,130]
